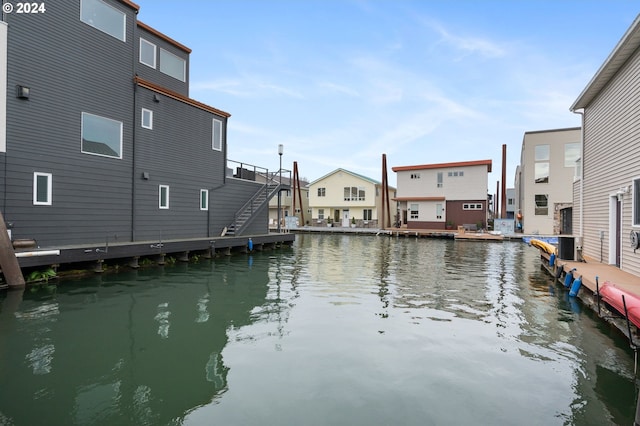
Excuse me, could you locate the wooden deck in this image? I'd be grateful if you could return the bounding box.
[539,250,640,342]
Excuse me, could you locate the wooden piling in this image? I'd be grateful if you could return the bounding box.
[0,211,25,288]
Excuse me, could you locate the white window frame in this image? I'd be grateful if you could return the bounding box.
[81,112,123,159]
[200,189,209,211]
[410,204,419,220]
[159,48,186,82]
[317,188,326,197]
[33,172,52,206]
[212,119,222,151]
[80,0,126,42]
[437,172,443,188]
[159,185,170,209]
[139,38,156,68]
[141,108,153,129]
[318,209,325,220]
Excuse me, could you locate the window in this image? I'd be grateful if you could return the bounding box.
[159,48,185,81]
[507,198,514,206]
[200,189,208,211]
[535,162,549,184]
[564,143,580,167]
[437,172,443,188]
[212,119,222,151]
[139,38,156,68]
[33,172,52,205]
[534,144,550,184]
[141,108,153,129]
[343,187,365,201]
[317,188,326,197]
[535,194,548,215]
[363,209,372,220]
[81,112,123,158]
[318,209,325,220]
[410,204,419,219]
[463,203,483,210]
[436,204,443,219]
[535,145,550,161]
[80,0,126,42]
[411,173,420,179]
[159,185,169,209]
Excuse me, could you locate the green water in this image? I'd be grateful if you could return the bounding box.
[0,234,637,425]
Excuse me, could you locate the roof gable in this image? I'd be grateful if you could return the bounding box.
[309,168,381,186]
[571,14,640,111]
[392,159,492,173]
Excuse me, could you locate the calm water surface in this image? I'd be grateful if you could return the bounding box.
[0,234,637,425]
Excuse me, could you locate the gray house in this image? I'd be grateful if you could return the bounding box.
[1,0,271,248]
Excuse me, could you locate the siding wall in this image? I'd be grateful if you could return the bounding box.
[132,85,227,240]
[4,1,136,246]
[581,45,640,274]
[135,25,189,96]
[396,165,488,200]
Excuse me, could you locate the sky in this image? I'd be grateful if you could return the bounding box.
[133,0,639,188]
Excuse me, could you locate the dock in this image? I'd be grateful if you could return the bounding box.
[1,233,295,288]
[538,249,640,342]
[291,225,521,241]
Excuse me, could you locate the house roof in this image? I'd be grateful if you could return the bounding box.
[309,168,396,189]
[138,21,192,54]
[571,14,640,111]
[134,77,231,118]
[392,159,492,173]
[393,197,446,202]
[118,0,140,11]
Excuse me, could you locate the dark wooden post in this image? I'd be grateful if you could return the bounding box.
[0,211,25,288]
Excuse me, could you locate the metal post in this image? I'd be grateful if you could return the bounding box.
[277,144,283,233]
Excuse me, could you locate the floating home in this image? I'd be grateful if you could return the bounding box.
[0,1,292,279]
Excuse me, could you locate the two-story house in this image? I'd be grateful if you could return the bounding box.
[570,14,640,271]
[392,160,492,230]
[308,169,395,228]
[0,0,269,248]
[515,128,581,236]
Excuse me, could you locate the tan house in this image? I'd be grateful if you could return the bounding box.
[392,160,492,230]
[308,169,395,228]
[515,128,581,235]
[570,14,640,271]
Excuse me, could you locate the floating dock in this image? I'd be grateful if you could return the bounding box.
[1,233,295,288]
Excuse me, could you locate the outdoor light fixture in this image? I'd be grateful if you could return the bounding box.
[16,85,30,99]
[153,94,160,103]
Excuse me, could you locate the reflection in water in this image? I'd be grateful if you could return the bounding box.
[0,235,637,425]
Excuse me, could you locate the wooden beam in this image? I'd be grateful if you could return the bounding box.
[0,211,25,287]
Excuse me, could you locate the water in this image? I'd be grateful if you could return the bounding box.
[0,234,637,425]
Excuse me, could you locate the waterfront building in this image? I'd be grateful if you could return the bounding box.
[308,169,395,228]
[570,14,640,271]
[0,0,270,247]
[515,128,581,236]
[392,160,491,230]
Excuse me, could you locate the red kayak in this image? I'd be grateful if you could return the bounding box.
[599,282,640,328]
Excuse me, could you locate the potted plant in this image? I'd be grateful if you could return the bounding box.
[445,220,454,230]
[351,217,356,228]
[327,217,333,227]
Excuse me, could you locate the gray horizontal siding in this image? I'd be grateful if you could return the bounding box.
[135,27,190,96]
[4,0,136,246]
[133,86,230,240]
[581,43,640,274]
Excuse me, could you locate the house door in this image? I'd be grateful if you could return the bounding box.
[342,209,350,227]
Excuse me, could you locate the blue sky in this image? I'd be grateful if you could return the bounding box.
[134,0,638,188]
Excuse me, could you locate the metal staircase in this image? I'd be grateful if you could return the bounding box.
[225,182,281,236]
